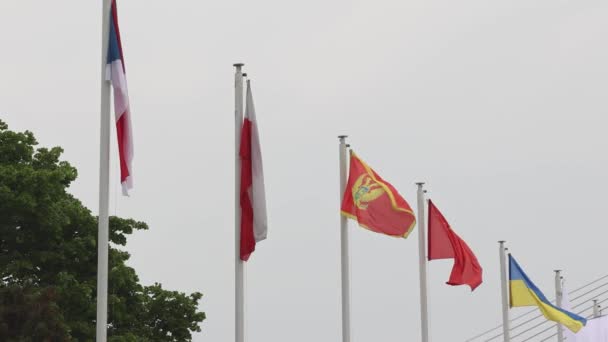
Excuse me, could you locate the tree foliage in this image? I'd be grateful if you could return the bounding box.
[0,120,205,341]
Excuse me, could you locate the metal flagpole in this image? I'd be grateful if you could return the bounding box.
[498,241,510,342]
[416,183,429,342]
[338,135,351,342]
[234,63,245,342]
[593,299,600,318]
[96,0,112,341]
[555,270,564,342]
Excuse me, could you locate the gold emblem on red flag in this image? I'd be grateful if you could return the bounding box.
[352,173,385,210]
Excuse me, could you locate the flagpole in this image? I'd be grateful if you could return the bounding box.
[416,183,429,342]
[498,241,510,342]
[593,299,600,318]
[338,135,351,342]
[555,270,564,342]
[234,63,245,342]
[96,0,112,341]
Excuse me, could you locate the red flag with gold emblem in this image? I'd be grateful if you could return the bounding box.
[341,152,416,237]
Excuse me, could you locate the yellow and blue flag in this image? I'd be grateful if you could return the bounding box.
[509,254,586,333]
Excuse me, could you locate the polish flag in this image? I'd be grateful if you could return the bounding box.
[239,80,268,261]
[106,0,133,195]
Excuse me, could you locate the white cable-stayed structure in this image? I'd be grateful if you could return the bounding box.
[466,274,608,342]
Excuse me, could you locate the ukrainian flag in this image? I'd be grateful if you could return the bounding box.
[509,255,586,333]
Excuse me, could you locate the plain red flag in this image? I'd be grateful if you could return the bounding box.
[428,200,482,290]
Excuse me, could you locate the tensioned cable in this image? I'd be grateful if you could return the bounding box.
[570,282,608,303]
[520,312,597,342]
[465,309,540,342]
[507,311,548,333]
[470,303,561,342]
[482,330,508,342]
[509,319,550,341]
[464,309,538,342]
[467,274,608,341]
[570,288,608,310]
[569,274,608,295]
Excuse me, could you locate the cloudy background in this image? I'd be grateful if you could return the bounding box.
[2,0,608,341]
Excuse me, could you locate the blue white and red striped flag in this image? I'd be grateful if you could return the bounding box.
[106,0,133,195]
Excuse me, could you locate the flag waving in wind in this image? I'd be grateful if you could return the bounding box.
[239,80,268,261]
[509,254,586,333]
[107,0,133,195]
[341,152,416,237]
[428,200,483,290]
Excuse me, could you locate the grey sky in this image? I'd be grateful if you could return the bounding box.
[2,0,608,341]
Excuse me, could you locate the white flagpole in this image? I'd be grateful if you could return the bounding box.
[555,270,564,342]
[416,183,429,342]
[338,135,351,342]
[234,63,245,342]
[593,299,600,318]
[96,0,112,341]
[498,241,510,342]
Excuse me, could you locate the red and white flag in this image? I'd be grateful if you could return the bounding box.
[239,80,268,261]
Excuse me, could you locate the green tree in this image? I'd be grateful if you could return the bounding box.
[0,120,205,341]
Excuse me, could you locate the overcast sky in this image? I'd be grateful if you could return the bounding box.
[2,0,608,341]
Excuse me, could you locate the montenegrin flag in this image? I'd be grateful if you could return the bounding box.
[239,80,268,261]
[341,152,416,238]
[107,0,133,195]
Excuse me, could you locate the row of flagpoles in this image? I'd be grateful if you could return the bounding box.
[94,2,596,341]
[231,64,486,342]
[231,61,591,342]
